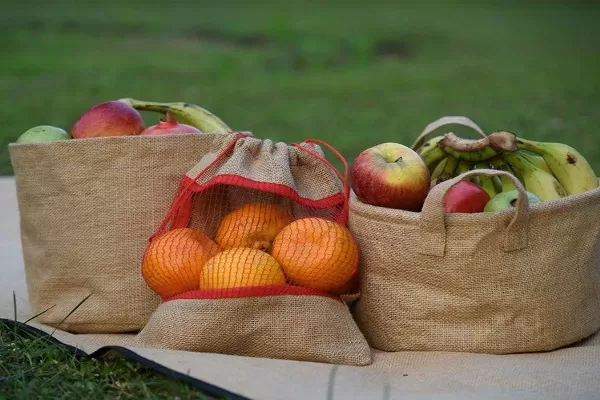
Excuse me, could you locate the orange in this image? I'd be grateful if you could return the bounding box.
[142,228,221,298]
[270,217,359,292]
[199,247,287,290]
[214,202,293,252]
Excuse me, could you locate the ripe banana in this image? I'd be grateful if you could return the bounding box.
[519,151,552,175]
[502,151,567,201]
[438,131,518,162]
[515,138,598,195]
[118,98,232,133]
[418,137,447,172]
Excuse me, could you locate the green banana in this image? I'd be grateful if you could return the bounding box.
[492,176,503,194]
[418,137,447,172]
[489,157,518,192]
[437,131,518,162]
[118,98,232,133]
[519,151,552,175]
[417,136,444,155]
[430,157,449,183]
[515,137,598,195]
[414,135,444,154]
[502,151,567,201]
[470,176,482,186]
[474,163,497,198]
[455,160,473,177]
[434,156,459,184]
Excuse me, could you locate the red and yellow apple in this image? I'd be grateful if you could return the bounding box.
[443,180,490,213]
[350,142,431,211]
[71,100,146,139]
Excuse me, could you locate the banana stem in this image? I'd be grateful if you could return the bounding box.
[438,131,518,162]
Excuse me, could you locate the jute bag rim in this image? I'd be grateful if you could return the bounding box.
[351,175,600,224]
[350,170,600,257]
[8,131,243,150]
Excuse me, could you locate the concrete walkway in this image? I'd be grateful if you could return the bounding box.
[0,176,31,319]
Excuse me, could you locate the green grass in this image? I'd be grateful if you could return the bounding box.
[2,1,600,175]
[2,0,600,398]
[0,320,224,400]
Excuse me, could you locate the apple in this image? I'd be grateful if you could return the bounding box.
[71,100,146,139]
[16,125,71,143]
[350,142,431,211]
[484,189,542,212]
[140,113,202,135]
[443,180,490,213]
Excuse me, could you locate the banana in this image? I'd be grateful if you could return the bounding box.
[502,151,567,201]
[414,135,444,154]
[418,137,447,172]
[433,156,459,184]
[437,131,518,162]
[492,176,503,194]
[474,163,497,198]
[515,138,598,195]
[455,160,473,177]
[430,157,449,183]
[519,151,553,175]
[118,98,232,133]
[417,136,444,156]
[489,157,518,192]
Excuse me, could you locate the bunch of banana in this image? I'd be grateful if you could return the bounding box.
[416,130,599,201]
[118,98,232,133]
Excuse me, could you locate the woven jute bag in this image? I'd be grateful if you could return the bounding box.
[134,133,372,366]
[8,133,240,333]
[350,166,600,354]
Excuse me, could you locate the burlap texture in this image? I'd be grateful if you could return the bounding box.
[134,294,372,366]
[185,135,344,202]
[350,169,600,354]
[8,133,238,333]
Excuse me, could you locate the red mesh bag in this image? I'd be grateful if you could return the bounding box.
[134,132,372,366]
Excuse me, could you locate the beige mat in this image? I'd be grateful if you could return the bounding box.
[2,177,599,400]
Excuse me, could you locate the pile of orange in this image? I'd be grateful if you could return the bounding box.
[141,202,359,299]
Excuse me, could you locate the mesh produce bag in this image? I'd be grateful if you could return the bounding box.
[134,132,372,366]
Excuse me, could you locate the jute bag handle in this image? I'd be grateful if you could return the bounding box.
[292,139,351,223]
[411,116,487,150]
[418,169,530,257]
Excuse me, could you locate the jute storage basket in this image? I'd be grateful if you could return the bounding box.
[350,169,600,354]
[8,133,240,333]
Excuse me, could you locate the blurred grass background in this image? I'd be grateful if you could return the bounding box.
[2,0,600,175]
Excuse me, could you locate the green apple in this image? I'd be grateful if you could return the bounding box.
[16,125,71,144]
[484,189,542,212]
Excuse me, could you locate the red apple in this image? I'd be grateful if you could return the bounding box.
[350,142,431,211]
[443,180,490,213]
[71,100,146,139]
